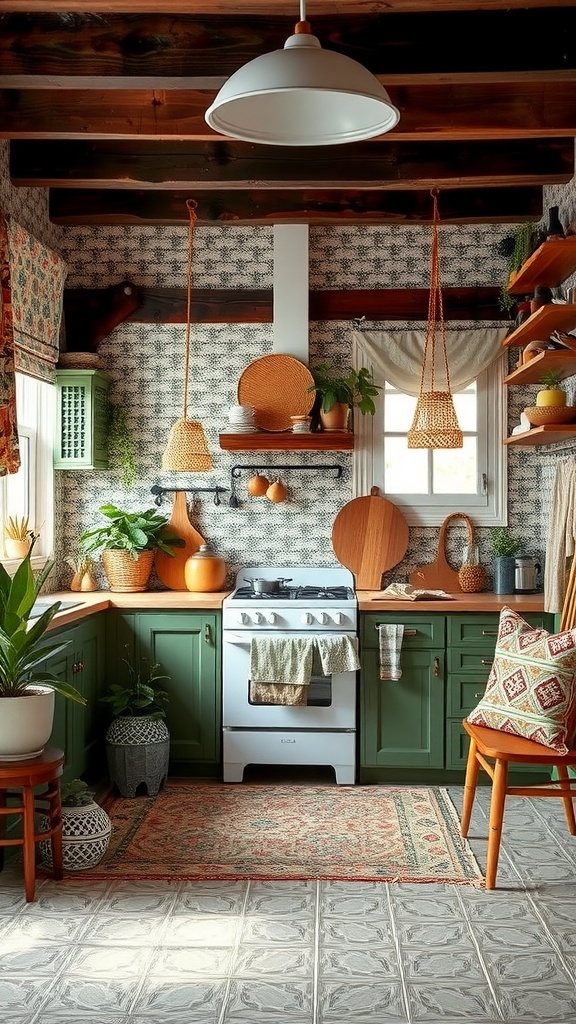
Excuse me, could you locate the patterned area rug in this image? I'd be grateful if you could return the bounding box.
[75,783,483,885]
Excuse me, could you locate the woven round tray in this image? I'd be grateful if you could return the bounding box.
[524,405,576,426]
[238,355,315,432]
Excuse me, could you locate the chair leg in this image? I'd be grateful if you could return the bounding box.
[22,786,37,903]
[461,737,480,838]
[48,779,63,881]
[486,757,508,890]
[556,765,576,835]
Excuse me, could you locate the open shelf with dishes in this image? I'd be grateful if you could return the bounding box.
[503,424,576,447]
[501,304,576,349]
[507,237,576,294]
[219,432,354,452]
[503,349,576,386]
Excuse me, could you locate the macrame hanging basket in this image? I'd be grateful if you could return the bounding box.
[162,199,213,472]
[407,189,463,450]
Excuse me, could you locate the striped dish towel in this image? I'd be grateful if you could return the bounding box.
[378,624,404,680]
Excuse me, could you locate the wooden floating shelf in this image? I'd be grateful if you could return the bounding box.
[503,425,576,447]
[503,349,576,386]
[218,432,354,452]
[507,237,576,294]
[501,305,576,349]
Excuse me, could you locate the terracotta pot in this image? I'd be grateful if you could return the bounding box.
[4,538,31,560]
[319,402,350,432]
[185,544,227,592]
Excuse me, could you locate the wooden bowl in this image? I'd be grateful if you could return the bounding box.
[523,405,576,426]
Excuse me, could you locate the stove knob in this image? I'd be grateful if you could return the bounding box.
[238,612,250,625]
[301,612,313,625]
[320,612,329,625]
[334,612,344,625]
[266,612,277,625]
[254,611,265,624]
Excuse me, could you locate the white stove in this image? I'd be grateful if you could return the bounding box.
[222,566,359,785]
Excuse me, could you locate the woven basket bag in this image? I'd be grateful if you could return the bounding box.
[102,549,154,592]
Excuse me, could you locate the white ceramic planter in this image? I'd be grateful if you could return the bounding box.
[0,687,55,760]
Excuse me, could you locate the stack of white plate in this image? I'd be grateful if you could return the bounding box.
[225,405,258,433]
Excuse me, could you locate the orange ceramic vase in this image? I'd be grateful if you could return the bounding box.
[184,544,227,592]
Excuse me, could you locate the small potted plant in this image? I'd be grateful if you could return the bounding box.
[308,363,382,431]
[66,552,98,593]
[536,369,567,408]
[491,527,521,595]
[80,503,179,592]
[39,779,112,872]
[0,547,86,761]
[4,515,34,560]
[102,647,171,798]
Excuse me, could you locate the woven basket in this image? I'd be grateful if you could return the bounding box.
[162,418,212,471]
[407,392,464,449]
[523,405,576,426]
[102,549,154,592]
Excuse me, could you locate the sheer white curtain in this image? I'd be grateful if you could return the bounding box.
[352,328,507,396]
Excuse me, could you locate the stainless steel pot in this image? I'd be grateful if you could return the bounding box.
[514,556,541,594]
[249,577,293,594]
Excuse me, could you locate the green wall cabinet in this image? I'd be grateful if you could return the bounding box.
[54,369,109,469]
[46,614,106,782]
[360,609,554,782]
[107,611,221,777]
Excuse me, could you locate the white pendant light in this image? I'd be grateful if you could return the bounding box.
[205,1,399,147]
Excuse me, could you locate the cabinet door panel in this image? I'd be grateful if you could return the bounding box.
[361,648,444,768]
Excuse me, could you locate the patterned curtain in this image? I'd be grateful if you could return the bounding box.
[0,215,20,476]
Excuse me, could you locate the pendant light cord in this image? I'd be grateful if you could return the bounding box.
[183,198,198,421]
[417,188,451,395]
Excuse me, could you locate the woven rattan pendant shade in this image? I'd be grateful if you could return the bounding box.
[407,190,463,450]
[162,199,212,472]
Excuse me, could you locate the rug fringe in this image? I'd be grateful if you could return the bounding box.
[440,787,485,883]
[50,870,485,886]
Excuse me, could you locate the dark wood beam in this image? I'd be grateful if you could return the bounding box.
[0,3,571,14]
[0,10,573,79]
[1,83,574,141]
[48,187,544,226]
[10,139,574,190]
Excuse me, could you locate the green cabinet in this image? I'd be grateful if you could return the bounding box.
[46,614,106,782]
[360,613,446,775]
[54,369,109,469]
[107,611,221,776]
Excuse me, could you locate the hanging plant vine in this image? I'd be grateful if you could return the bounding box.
[108,404,137,490]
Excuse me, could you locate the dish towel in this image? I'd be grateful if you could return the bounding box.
[378,624,405,680]
[249,637,315,705]
[314,635,360,676]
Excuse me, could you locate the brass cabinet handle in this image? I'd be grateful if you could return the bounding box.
[434,657,440,677]
[480,658,493,666]
[374,626,417,635]
[204,624,212,645]
[481,630,498,636]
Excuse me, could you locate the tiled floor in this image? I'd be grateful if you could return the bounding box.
[1,782,576,1023]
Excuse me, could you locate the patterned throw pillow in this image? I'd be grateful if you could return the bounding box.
[466,607,576,754]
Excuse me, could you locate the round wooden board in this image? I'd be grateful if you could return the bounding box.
[238,354,315,432]
[331,487,409,590]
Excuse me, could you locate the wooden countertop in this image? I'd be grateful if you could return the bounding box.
[357,591,546,613]
[44,589,232,629]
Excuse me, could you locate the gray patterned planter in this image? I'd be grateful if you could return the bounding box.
[39,801,111,871]
[106,715,170,798]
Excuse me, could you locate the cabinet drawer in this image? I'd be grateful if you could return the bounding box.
[447,612,553,647]
[360,613,445,649]
[447,675,488,717]
[447,649,494,674]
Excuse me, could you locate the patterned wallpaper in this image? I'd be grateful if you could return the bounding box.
[1,139,576,591]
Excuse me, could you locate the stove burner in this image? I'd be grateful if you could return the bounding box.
[233,584,354,601]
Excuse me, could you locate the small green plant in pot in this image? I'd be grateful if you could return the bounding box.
[80,504,180,593]
[309,363,382,431]
[491,527,521,596]
[536,369,567,408]
[0,547,86,760]
[103,647,171,798]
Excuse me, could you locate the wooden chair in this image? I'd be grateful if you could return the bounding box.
[460,721,576,889]
[0,747,64,902]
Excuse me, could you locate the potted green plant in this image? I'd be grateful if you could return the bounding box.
[308,363,382,431]
[491,527,521,595]
[80,503,179,592]
[102,647,171,798]
[3,515,35,560]
[536,369,567,408]
[39,778,112,872]
[108,403,137,490]
[0,548,86,761]
[496,223,535,314]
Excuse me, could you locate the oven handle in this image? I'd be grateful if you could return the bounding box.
[223,631,357,646]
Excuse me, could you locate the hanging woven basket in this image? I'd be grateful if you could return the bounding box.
[407,391,463,449]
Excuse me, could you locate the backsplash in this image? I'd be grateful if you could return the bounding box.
[1,140,575,590]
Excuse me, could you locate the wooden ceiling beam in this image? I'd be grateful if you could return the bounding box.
[1,84,575,141]
[47,187,544,226]
[11,139,573,191]
[0,3,572,14]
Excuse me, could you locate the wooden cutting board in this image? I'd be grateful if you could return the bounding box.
[155,492,205,591]
[331,486,409,590]
[409,512,474,592]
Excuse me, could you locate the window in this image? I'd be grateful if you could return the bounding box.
[0,373,55,565]
[353,353,507,528]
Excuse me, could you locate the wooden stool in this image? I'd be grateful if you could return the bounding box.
[0,747,64,902]
[460,721,576,890]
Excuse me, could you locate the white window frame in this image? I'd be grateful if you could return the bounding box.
[352,342,507,528]
[0,373,55,571]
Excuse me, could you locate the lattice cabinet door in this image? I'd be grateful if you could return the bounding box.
[54,370,110,469]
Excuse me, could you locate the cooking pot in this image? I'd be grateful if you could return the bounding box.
[249,577,293,594]
[514,555,541,594]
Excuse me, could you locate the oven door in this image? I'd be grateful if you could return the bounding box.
[222,631,357,729]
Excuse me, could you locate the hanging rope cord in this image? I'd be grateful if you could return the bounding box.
[182,198,198,421]
[417,188,451,396]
